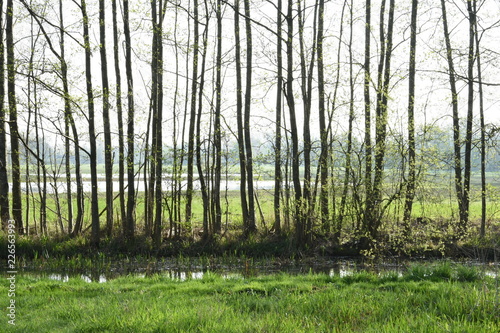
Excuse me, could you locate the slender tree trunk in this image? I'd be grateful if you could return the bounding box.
[338,0,352,242]
[59,0,73,234]
[6,0,23,234]
[317,0,329,234]
[80,0,100,247]
[151,0,166,247]
[273,0,283,234]
[362,0,372,242]
[0,0,9,230]
[196,11,210,237]
[186,0,199,228]
[99,0,113,238]
[440,0,465,235]
[285,0,303,246]
[370,0,395,239]
[112,0,126,233]
[243,0,256,235]
[124,0,136,240]
[460,0,476,237]
[213,0,223,234]
[474,1,486,238]
[403,0,418,234]
[234,0,249,236]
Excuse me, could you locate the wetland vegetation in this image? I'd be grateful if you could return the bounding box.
[2,263,499,332]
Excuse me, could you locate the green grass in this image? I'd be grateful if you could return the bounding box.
[1,264,498,332]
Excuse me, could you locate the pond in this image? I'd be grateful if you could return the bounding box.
[11,257,500,283]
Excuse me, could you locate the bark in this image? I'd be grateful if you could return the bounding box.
[370,0,395,237]
[124,0,136,240]
[59,0,73,234]
[100,0,113,237]
[213,0,223,234]
[243,0,256,235]
[234,0,249,235]
[185,0,199,228]
[151,0,166,247]
[196,9,210,237]
[474,0,486,238]
[80,0,100,247]
[338,0,352,242]
[440,0,466,234]
[273,0,283,234]
[285,0,303,245]
[317,0,329,233]
[0,0,9,230]
[112,0,126,233]
[403,0,418,232]
[6,0,23,234]
[460,0,476,237]
[362,0,372,239]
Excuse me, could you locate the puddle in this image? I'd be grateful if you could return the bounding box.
[9,258,499,283]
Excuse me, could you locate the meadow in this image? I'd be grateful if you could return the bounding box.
[1,263,498,332]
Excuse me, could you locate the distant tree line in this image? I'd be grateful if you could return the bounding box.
[0,0,499,249]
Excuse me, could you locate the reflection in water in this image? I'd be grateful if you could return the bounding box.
[22,260,499,283]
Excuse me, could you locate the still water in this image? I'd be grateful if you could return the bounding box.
[17,258,499,283]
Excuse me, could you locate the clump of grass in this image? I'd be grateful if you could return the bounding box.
[455,265,482,282]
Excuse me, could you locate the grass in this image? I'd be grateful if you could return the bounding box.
[1,263,498,332]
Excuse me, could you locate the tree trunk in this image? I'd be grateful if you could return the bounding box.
[212,0,223,234]
[151,0,166,247]
[273,0,283,234]
[243,0,256,235]
[460,0,476,237]
[403,0,418,234]
[99,0,113,238]
[112,0,126,234]
[285,0,303,246]
[124,0,136,240]
[474,1,486,238]
[234,0,249,236]
[317,0,329,234]
[0,0,10,230]
[440,0,466,236]
[6,0,23,234]
[185,0,199,229]
[80,0,100,247]
[338,0,352,242]
[370,0,395,238]
[362,0,372,243]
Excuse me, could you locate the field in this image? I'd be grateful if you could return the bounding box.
[2,263,498,332]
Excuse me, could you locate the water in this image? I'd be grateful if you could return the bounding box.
[14,258,499,283]
[19,176,276,194]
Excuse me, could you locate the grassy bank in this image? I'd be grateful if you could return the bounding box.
[2,263,498,332]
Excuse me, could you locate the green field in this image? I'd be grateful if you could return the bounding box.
[2,263,498,332]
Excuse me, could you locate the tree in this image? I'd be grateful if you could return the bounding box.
[362,0,372,242]
[99,0,113,238]
[212,0,223,234]
[284,0,303,245]
[112,0,126,233]
[440,0,466,237]
[474,0,486,238]
[124,0,136,240]
[243,0,256,235]
[79,0,100,247]
[234,0,249,236]
[403,0,419,233]
[0,0,10,230]
[185,0,199,229]
[7,0,23,234]
[273,0,283,234]
[150,0,166,247]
